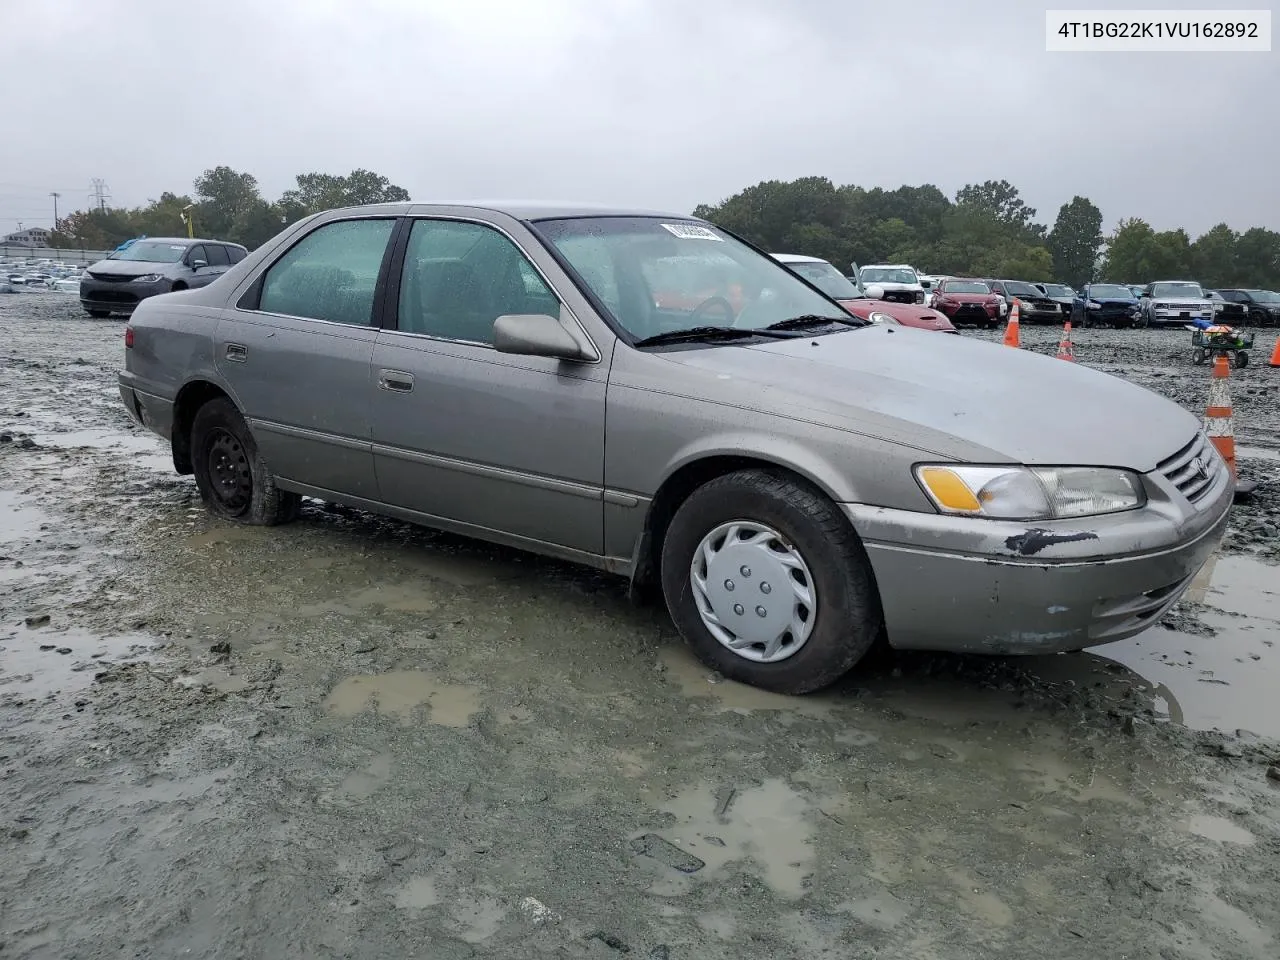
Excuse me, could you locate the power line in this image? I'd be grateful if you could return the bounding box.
[90,178,110,212]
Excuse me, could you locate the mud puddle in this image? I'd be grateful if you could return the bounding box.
[0,621,153,701]
[33,424,172,473]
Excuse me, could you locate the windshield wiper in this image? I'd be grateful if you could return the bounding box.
[765,313,869,331]
[632,325,804,347]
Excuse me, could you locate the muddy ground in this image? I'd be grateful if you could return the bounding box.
[2,290,1280,960]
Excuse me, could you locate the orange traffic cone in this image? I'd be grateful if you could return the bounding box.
[1269,334,1280,368]
[1056,320,1075,361]
[1003,299,1021,348]
[1204,355,1238,479]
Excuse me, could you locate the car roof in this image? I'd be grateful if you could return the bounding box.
[338,200,698,221]
[770,253,829,263]
[126,237,246,247]
[861,263,914,269]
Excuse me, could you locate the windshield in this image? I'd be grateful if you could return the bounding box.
[1089,284,1132,298]
[107,241,186,263]
[859,267,917,285]
[1041,284,1075,297]
[939,281,991,294]
[1151,282,1203,298]
[778,259,861,299]
[533,218,848,340]
[1004,281,1043,297]
[1245,289,1279,302]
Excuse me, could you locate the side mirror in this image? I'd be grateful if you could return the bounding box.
[493,313,592,361]
[191,259,208,269]
[863,283,886,300]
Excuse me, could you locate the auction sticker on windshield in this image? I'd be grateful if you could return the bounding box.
[661,223,724,241]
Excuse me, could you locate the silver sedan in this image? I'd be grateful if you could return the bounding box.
[119,203,1232,694]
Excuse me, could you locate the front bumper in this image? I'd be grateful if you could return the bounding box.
[936,303,999,323]
[1150,308,1213,324]
[80,278,169,314]
[844,466,1232,655]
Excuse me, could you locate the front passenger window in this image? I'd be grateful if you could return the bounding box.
[397,219,559,343]
[258,218,395,326]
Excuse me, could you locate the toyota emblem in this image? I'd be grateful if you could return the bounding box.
[1191,456,1207,479]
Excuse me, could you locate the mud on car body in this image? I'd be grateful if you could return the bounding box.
[119,202,1233,695]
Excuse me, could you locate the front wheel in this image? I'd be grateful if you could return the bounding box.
[84,307,110,318]
[660,469,883,694]
[1234,351,1249,369]
[190,398,300,525]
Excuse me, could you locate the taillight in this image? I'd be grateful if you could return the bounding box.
[124,326,134,348]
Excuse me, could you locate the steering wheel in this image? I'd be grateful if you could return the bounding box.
[688,296,737,326]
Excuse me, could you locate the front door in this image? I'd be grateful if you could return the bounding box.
[215,216,398,499]
[370,217,608,556]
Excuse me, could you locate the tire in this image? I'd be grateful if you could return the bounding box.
[85,307,110,318]
[1250,309,1268,327]
[190,397,300,525]
[659,468,883,695]
[1192,347,1207,365]
[171,281,187,291]
[1234,351,1249,369]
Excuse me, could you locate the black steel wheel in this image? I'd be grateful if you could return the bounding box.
[190,397,300,525]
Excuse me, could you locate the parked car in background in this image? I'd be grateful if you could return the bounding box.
[118,201,1233,695]
[918,274,950,307]
[1072,284,1141,328]
[1035,282,1077,314]
[80,237,248,318]
[986,279,1062,323]
[1205,291,1248,324]
[1215,288,1280,326]
[854,263,925,304]
[771,255,956,332]
[1126,285,1146,299]
[930,278,1003,329]
[1138,281,1215,326]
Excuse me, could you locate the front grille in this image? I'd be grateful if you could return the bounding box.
[1156,432,1223,503]
[882,291,915,304]
[955,304,987,317]
[88,272,139,283]
[88,290,139,304]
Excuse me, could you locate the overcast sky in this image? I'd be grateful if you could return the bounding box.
[2,0,1276,238]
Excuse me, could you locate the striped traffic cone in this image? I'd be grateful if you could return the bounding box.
[1204,355,1256,500]
[1269,334,1280,368]
[1003,300,1021,348]
[1056,320,1075,361]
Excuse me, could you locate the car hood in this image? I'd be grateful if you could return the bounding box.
[863,280,922,291]
[1087,296,1136,305]
[934,292,998,304]
[660,326,1199,471]
[87,259,173,276]
[836,299,955,331]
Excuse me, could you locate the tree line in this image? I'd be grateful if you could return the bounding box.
[693,177,1280,290]
[48,166,410,252]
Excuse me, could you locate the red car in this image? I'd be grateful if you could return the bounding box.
[772,254,956,332]
[930,278,1004,329]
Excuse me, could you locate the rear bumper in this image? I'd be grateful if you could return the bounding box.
[119,376,175,442]
[843,472,1232,655]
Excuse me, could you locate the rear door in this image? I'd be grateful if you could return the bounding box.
[214,215,399,499]
[199,243,231,285]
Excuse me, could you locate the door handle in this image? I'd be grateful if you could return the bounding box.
[378,369,414,392]
[225,343,247,362]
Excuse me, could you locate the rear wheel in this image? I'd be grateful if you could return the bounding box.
[190,398,300,525]
[1234,351,1249,369]
[660,469,883,694]
[85,307,110,318]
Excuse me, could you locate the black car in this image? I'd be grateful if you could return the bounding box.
[80,237,248,318]
[1205,291,1248,324]
[1071,283,1141,328]
[986,279,1063,324]
[1215,288,1280,326]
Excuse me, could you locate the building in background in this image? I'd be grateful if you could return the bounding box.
[3,227,52,247]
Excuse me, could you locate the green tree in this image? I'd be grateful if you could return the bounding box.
[1047,196,1103,287]
[1234,228,1280,289]
[1101,219,1192,282]
[1191,223,1238,288]
[999,246,1054,281]
[193,166,266,239]
[281,168,411,215]
[954,180,1041,236]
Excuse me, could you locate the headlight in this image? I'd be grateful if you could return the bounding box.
[80,270,92,280]
[914,464,1145,520]
[1086,300,1101,309]
[135,273,164,283]
[868,311,900,325]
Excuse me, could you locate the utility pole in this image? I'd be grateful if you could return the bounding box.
[50,192,60,225]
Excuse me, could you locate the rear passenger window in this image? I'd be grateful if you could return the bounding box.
[205,244,229,266]
[227,246,247,264]
[258,219,395,326]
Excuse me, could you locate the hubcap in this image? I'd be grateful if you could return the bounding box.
[689,520,817,663]
[206,428,252,514]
